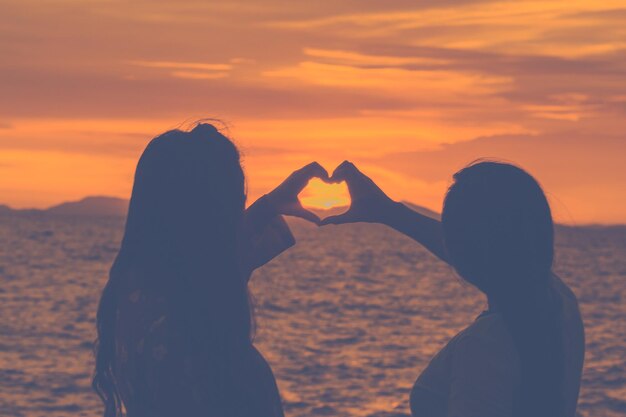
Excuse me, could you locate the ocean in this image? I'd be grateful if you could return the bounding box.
[0,214,624,417]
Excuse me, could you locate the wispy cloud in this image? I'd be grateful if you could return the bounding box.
[129,60,233,71]
[170,71,229,80]
[365,131,626,223]
[303,48,450,67]
[129,60,233,80]
[0,0,624,221]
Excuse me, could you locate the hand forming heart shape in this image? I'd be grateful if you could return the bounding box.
[319,161,397,226]
[265,162,330,224]
[268,161,395,226]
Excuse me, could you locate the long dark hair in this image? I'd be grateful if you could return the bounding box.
[442,160,564,417]
[93,123,252,417]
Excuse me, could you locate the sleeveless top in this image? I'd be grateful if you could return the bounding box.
[410,276,585,417]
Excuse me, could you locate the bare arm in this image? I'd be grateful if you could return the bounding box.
[242,196,295,274]
[320,161,449,264]
[242,162,329,275]
[384,202,448,263]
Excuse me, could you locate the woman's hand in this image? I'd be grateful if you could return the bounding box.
[266,162,329,224]
[320,161,399,226]
[319,161,449,262]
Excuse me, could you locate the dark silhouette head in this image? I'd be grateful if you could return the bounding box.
[442,160,563,417]
[93,123,252,417]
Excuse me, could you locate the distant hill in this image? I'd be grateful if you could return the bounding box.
[46,196,128,217]
[401,201,441,220]
[0,196,128,217]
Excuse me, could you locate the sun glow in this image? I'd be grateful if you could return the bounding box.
[299,178,350,210]
[1,0,624,223]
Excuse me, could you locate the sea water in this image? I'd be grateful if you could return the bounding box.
[0,214,624,417]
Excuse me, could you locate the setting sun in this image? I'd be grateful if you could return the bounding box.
[299,178,350,209]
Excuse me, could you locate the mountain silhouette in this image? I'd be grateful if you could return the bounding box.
[46,196,128,216]
[0,196,128,217]
[401,201,441,220]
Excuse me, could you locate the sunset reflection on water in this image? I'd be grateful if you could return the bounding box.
[1,214,624,417]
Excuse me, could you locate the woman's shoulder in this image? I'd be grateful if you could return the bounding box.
[416,313,518,378]
[456,321,520,367]
[449,312,508,349]
[453,313,521,371]
[419,312,518,376]
[426,317,521,417]
[412,313,521,416]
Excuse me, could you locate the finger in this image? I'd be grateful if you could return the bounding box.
[330,160,352,179]
[319,212,357,226]
[288,207,321,225]
[299,161,329,181]
[291,162,329,193]
[330,160,360,183]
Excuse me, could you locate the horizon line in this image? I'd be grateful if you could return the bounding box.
[1,194,625,228]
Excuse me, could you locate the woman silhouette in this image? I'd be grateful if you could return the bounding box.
[322,160,585,417]
[93,123,327,417]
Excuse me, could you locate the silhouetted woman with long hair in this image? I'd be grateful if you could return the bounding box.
[93,123,327,417]
[322,160,585,417]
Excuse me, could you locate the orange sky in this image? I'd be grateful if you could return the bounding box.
[1,0,625,223]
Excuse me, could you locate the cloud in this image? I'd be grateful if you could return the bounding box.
[170,71,230,80]
[370,132,624,183]
[303,48,451,67]
[2,0,625,125]
[0,0,625,221]
[128,61,235,80]
[129,60,233,71]
[363,132,626,223]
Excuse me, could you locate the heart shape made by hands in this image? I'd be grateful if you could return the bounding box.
[299,178,350,217]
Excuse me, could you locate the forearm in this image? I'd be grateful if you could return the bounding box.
[243,195,295,275]
[245,195,280,235]
[383,202,449,264]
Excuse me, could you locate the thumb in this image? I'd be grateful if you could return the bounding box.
[287,206,321,225]
[319,212,356,226]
